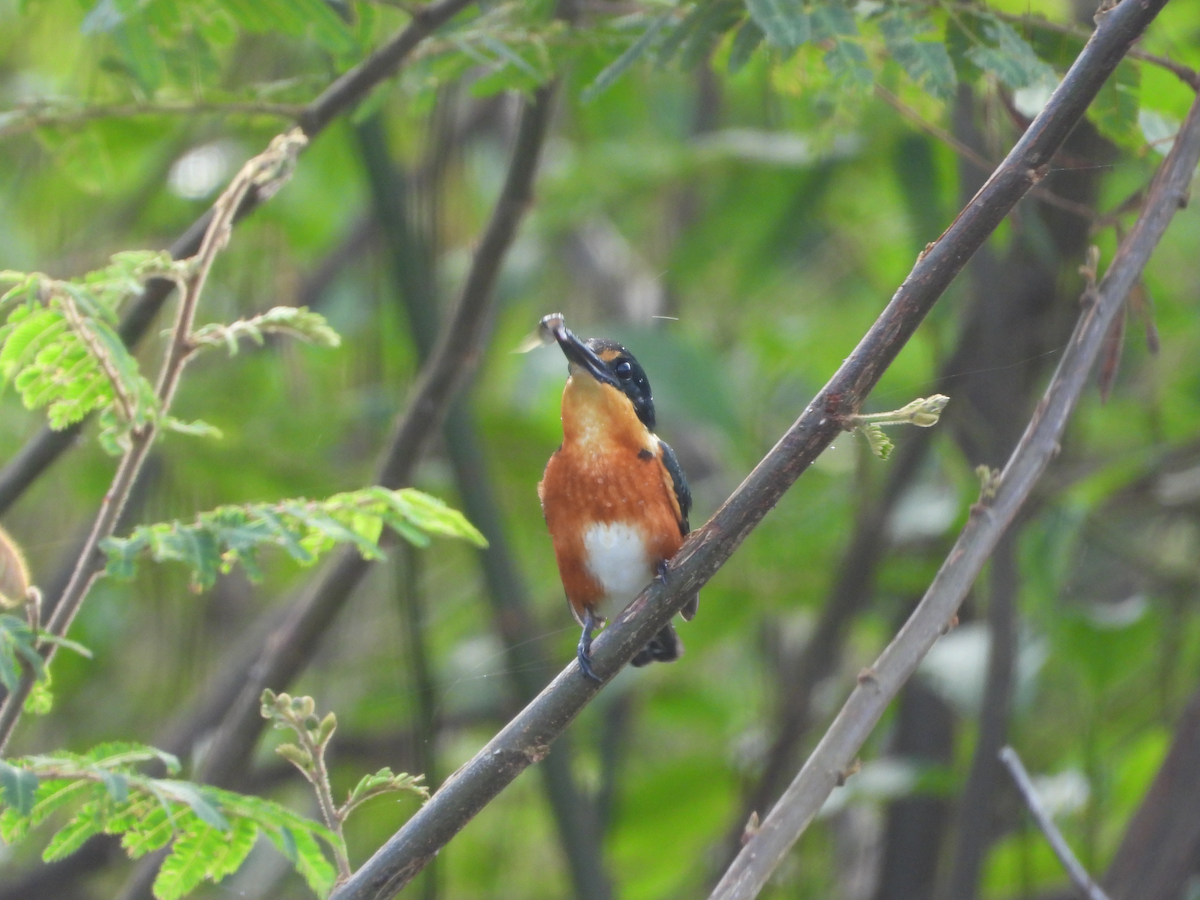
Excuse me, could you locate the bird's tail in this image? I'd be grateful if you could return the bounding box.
[630,622,683,667]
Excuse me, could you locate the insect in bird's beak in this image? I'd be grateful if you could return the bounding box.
[514,312,566,353]
[515,313,620,389]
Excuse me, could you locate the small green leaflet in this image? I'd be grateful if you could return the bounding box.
[583,13,671,102]
[679,0,744,70]
[808,1,857,40]
[727,18,766,73]
[878,8,956,101]
[0,614,45,692]
[824,35,872,88]
[745,0,810,49]
[1089,58,1140,149]
[0,759,39,816]
[965,14,1056,91]
[153,818,257,900]
[101,486,488,590]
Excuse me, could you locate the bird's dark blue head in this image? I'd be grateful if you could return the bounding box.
[553,328,656,431]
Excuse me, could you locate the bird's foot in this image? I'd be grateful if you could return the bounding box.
[577,611,603,683]
[577,643,602,683]
[656,558,670,585]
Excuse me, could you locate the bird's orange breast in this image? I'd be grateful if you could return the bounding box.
[539,375,685,622]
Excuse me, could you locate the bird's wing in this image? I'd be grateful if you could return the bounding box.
[658,439,700,621]
[658,439,691,535]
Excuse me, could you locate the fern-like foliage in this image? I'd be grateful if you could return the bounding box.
[191,306,341,355]
[0,743,337,900]
[101,487,488,590]
[580,0,1084,114]
[0,252,184,438]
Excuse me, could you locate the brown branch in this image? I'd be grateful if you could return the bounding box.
[710,61,1200,900]
[999,746,1112,900]
[0,0,476,517]
[324,2,1168,897]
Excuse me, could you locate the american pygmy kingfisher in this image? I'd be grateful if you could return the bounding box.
[534,314,697,682]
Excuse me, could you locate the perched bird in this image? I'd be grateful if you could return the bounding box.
[535,314,697,682]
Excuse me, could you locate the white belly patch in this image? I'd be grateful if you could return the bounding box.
[583,521,653,615]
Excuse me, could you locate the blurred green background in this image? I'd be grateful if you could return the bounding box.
[2,0,1200,898]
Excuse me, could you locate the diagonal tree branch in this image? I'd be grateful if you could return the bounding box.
[0,0,476,517]
[710,70,1200,900]
[327,1,1169,896]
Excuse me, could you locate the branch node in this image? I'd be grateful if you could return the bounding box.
[835,759,861,787]
[741,811,760,845]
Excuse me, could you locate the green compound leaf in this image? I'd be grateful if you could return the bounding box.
[745,0,809,49]
[965,14,1056,90]
[122,804,176,859]
[878,8,957,101]
[101,487,487,590]
[2,742,339,899]
[0,254,177,440]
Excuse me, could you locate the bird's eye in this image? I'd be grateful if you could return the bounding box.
[615,360,633,380]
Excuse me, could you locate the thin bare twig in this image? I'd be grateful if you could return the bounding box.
[324,2,1168,897]
[0,131,307,754]
[999,746,1112,900]
[710,65,1200,900]
[0,100,307,140]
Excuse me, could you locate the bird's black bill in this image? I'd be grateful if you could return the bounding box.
[540,314,620,389]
